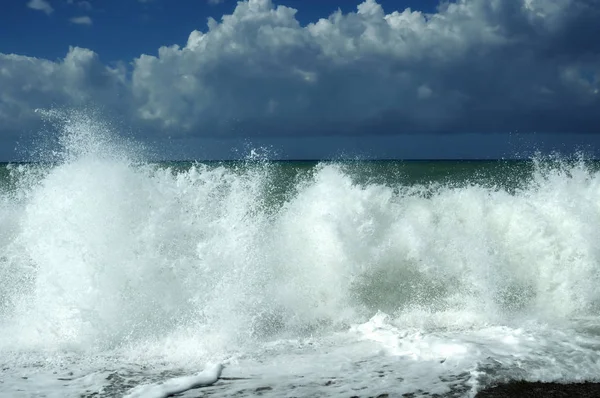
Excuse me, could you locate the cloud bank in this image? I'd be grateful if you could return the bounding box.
[2,0,600,140]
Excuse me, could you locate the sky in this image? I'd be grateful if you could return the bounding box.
[0,0,599,160]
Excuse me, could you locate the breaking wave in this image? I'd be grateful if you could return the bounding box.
[2,110,600,364]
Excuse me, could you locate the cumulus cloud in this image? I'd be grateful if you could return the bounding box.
[27,0,54,15]
[3,0,600,140]
[70,16,93,25]
[129,0,600,136]
[0,47,126,136]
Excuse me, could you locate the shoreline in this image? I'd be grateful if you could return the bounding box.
[475,381,600,397]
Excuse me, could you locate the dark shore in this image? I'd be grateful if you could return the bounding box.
[475,381,600,398]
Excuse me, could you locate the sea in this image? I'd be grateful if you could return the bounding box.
[2,112,600,397]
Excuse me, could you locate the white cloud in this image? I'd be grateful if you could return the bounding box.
[129,0,600,135]
[4,0,600,140]
[27,0,54,15]
[0,47,126,135]
[70,16,93,25]
[208,0,225,4]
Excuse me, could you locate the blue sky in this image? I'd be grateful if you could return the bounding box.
[1,0,599,160]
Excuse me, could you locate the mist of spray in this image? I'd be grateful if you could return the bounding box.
[1,110,600,364]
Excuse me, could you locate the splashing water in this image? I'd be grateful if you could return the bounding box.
[2,110,600,397]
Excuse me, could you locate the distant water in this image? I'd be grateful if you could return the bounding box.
[2,111,600,397]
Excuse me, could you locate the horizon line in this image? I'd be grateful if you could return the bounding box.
[1,157,595,164]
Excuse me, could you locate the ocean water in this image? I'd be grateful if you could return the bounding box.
[2,113,600,397]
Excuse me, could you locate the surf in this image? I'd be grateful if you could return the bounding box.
[2,109,600,396]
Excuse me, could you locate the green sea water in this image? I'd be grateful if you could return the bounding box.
[3,158,596,197]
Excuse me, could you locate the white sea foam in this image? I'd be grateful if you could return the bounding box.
[2,110,600,396]
[123,363,223,398]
